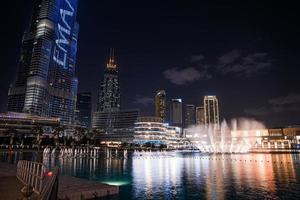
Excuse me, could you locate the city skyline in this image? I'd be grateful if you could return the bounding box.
[0,2,299,200]
[1,1,300,127]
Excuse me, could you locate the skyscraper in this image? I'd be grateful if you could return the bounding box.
[76,92,92,130]
[93,50,139,136]
[170,99,182,127]
[97,49,120,112]
[204,95,219,128]
[7,0,79,124]
[155,90,166,122]
[185,104,196,127]
[196,106,205,125]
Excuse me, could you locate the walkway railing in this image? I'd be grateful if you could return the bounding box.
[17,160,45,194]
[40,166,59,200]
[16,160,59,200]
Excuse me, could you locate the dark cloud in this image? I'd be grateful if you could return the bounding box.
[269,93,300,106]
[218,49,240,64]
[187,55,205,63]
[164,54,212,85]
[244,107,270,116]
[245,93,300,116]
[165,50,273,86]
[133,95,153,106]
[163,67,211,85]
[245,105,300,116]
[217,50,272,77]
[272,105,300,113]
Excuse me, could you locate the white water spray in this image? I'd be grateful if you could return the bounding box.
[186,118,267,153]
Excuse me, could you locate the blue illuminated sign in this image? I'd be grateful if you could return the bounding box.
[53,0,76,68]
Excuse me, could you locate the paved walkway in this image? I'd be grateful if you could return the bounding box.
[59,176,119,200]
[0,162,25,200]
[0,162,119,200]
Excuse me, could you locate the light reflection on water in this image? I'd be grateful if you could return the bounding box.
[131,154,300,200]
[1,152,300,199]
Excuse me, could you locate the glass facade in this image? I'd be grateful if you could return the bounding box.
[8,0,79,124]
[93,110,139,133]
[204,95,219,128]
[76,92,92,130]
[170,99,183,128]
[133,117,181,146]
[93,49,131,136]
[155,90,166,122]
[185,104,196,127]
[97,49,120,112]
[196,106,205,125]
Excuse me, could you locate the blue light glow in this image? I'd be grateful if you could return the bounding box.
[53,0,77,69]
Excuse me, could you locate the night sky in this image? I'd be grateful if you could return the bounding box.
[1,0,299,127]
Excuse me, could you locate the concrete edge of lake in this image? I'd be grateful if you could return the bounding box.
[0,162,119,200]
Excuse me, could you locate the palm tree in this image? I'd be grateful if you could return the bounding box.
[4,128,17,151]
[74,126,85,145]
[20,133,25,147]
[32,126,43,151]
[53,126,64,147]
[91,129,100,146]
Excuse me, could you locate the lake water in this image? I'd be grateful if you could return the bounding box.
[1,151,300,200]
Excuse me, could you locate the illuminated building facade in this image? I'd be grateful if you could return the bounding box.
[7,0,79,124]
[155,90,166,122]
[93,50,140,140]
[93,49,136,137]
[93,110,139,143]
[204,96,219,128]
[76,92,92,130]
[185,104,196,127]
[257,126,300,149]
[196,106,205,125]
[134,117,166,145]
[133,117,181,147]
[93,110,139,133]
[170,99,183,128]
[97,49,120,112]
[0,112,60,136]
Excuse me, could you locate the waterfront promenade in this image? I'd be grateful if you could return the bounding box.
[0,161,119,200]
[0,162,26,199]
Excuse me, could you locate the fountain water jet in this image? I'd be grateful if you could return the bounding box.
[185,118,267,153]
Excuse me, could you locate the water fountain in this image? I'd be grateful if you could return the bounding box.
[186,118,267,153]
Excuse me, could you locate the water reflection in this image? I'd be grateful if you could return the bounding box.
[131,153,300,199]
[1,151,300,199]
[41,153,130,187]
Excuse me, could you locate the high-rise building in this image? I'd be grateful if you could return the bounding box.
[196,106,205,125]
[204,95,219,128]
[185,104,195,127]
[76,92,92,130]
[97,49,120,112]
[7,0,79,124]
[93,50,138,137]
[155,90,166,122]
[170,99,182,127]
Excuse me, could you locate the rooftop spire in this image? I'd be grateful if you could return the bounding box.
[106,48,117,69]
